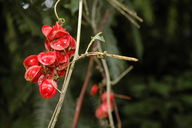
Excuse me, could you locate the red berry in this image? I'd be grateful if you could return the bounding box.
[37,51,56,66]
[100,102,114,113]
[50,37,70,50]
[39,79,58,98]
[95,106,108,119]
[24,65,42,83]
[90,84,99,95]
[101,92,115,102]
[95,102,114,119]
[23,55,40,69]
[42,25,52,37]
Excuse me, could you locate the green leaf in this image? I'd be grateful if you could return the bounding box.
[91,32,105,43]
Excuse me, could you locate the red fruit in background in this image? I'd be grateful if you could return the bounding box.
[95,106,108,119]
[100,102,114,113]
[39,79,58,98]
[50,37,70,50]
[42,25,52,37]
[101,92,115,102]
[37,51,56,66]
[23,55,40,69]
[90,84,99,95]
[95,102,114,119]
[24,65,42,83]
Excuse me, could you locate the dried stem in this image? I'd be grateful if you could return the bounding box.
[107,0,143,28]
[76,52,138,62]
[111,66,133,85]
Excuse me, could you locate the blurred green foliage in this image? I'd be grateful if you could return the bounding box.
[0,0,192,128]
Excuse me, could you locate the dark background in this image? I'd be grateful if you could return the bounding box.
[0,0,192,128]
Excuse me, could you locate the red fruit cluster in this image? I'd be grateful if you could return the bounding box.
[23,22,76,98]
[95,92,115,119]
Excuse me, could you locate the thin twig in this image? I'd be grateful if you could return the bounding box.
[85,32,102,53]
[106,0,143,28]
[52,84,62,94]
[111,66,134,85]
[54,0,61,20]
[91,0,98,32]
[76,52,138,62]
[108,0,140,28]
[72,57,94,128]
[114,94,131,100]
[83,0,89,16]
[114,100,122,128]
[109,0,143,22]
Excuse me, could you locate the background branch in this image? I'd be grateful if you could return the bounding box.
[72,57,94,128]
[72,9,111,128]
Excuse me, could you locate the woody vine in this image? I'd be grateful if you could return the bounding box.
[23,0,143,128]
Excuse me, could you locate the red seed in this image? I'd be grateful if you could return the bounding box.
[39,79,58,98]
[23,55,40,69]
[37,51,56,66]
[24,65,42,83]
[42,25,52,37]
[50,37,70,50]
